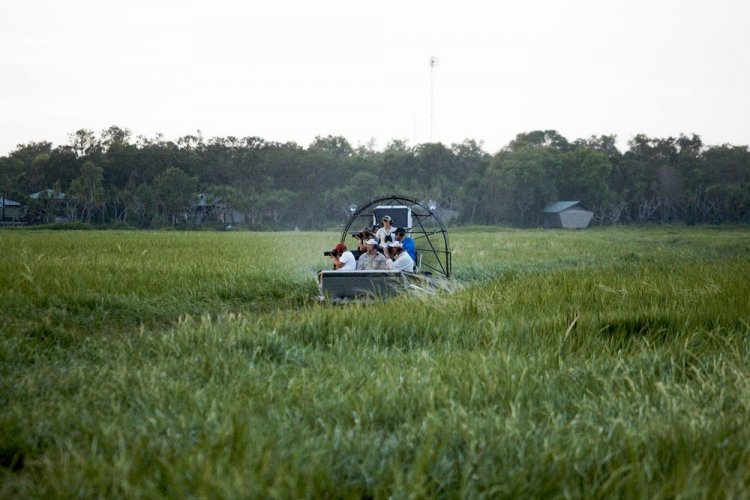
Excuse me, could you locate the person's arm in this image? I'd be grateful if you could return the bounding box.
[331,255,344,269]
[356,237,366,253]
[376,254,388,270]
[391,255,403,271]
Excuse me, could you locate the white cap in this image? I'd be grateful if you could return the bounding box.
[366,238,378,245]
[389,241,403,248]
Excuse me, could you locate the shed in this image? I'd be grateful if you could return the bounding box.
[1,197,28,224]
[543,201,593,229]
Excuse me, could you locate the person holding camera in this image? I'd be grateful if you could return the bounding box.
[327,243,356,270]
[376,215,396,247]
[386,240,415,272]
[353,227,375,258]
[357,238,387,270]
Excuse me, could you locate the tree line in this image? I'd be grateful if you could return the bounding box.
[1,126,749,228]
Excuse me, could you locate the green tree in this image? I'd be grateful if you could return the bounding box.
[452,139,490,224]
[153,167,198,225]
[154,167,198,225]
[487,146,560,226]
[100,125,132,151]
[8,141,52,169]
[325,171,381,220]
[574,135,621,164]
[68,129,101,158]
[133,183,157,226]
[410,142,457,205]
[508,130,572,152]
[559,148,613,221]
[309,135,353,159]
[69,161,105,223]
[380,139,414,193]
[0,156,25,200]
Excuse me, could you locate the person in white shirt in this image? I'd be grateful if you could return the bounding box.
[376,215,396,247]
[386,241,415,272]
[329,243,356,271]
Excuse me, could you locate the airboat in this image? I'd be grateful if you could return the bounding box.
[318,194,452,301]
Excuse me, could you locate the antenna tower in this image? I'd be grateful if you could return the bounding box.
[429,55,438,142]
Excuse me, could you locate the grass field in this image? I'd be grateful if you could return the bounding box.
[1,227,749,498]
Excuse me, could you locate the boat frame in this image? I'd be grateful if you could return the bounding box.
[319,194,452,301]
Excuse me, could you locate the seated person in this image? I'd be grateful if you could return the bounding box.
[357,239,388,270]
[386,241,415,272]
[328,243,356,271]
[394,227,416,262]
[376,215,396,247]
[353,227,376,258]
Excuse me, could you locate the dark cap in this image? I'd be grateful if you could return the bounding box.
[395,227,406,235]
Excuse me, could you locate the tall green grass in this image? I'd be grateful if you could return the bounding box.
[1,227,749,497]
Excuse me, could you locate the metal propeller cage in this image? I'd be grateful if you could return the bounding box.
[340,194,451,278]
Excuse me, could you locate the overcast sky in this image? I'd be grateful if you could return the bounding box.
[1,0,749,155]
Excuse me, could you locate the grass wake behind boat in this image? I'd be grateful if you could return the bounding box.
[1,227,749,497]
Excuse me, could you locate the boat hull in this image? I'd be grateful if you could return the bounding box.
[319,270,408,301]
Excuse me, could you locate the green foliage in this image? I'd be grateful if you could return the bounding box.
[0,157,25,199]
[487,146,560,226]
[154,167,198,224]
[1,228,749,497]
[2,129,750,228]
[509,129,572,152]
[68,161,105,223]
[560,148,612,207]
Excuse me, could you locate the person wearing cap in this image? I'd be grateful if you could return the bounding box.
[376,215,396,247]
[356,238,388,270]
[394,227,416,262]
[329,242,356,271]
[386,240,415,272]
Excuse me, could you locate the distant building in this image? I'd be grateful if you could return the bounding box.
[1,197,27,225]
[27,190,67,224]
[193,192,245,225]
[29,189,66,200]
[543,201,593,229]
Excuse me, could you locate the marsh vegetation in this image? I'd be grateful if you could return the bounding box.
[1,227,749,497]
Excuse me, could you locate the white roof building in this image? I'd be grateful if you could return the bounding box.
[543,201,594,229]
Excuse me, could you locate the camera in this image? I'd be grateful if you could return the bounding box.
[323,250,340,257]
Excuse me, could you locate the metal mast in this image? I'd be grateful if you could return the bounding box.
[429,55,438,142]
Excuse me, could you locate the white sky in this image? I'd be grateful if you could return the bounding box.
[1,0,749,155]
